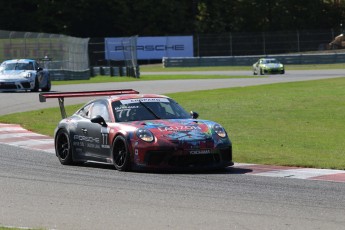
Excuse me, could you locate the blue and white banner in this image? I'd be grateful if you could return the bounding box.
[105,36,193,60]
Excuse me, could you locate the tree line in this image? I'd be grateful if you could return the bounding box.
[1,0,345,38]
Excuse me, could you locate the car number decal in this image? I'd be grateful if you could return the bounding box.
[114,105,138,118]
[101,127,110,148]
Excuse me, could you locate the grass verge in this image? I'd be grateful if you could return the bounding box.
[140,63,345,72]
[51,74,256,85]
[50,63,344,86]
[1,77,344,169]
[169,77,345,169]
[0,227,42,230]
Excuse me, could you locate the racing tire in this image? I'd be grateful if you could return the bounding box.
[259,68,264,75]
[41,78,51,92]
[112,136,131,171]
[55,129,74,165]
[31,77,39,92]
[281,70,285,74]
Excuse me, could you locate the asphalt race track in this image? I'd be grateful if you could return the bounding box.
[1,69,345,229]
[1,143,345,230]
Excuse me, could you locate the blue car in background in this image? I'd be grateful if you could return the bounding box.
[0,59,51,92]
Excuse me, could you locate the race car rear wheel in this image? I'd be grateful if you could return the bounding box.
[112,136,131,171]
[55,129,74,165]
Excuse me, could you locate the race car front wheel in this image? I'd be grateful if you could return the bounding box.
[113,136,131,171]
[55,129,74,165]
[260,68,264,75]
[41,78,51,92]
[31,77,39,92]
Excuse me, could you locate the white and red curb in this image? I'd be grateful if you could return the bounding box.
[234,163,345,183]
[0,123,55,153]
[1,123,345,182]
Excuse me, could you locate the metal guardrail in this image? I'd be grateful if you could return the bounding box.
[162,52,345,67]
[49,70,90,81]
[0,30,90,80]
[89,66,140,78]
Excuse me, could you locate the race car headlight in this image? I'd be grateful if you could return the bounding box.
[213,124,227,138]
[136,128,154,142]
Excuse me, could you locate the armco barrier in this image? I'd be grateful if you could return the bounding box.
[162,52,345,67]
[89,66,140,78]
[50,70,90,81]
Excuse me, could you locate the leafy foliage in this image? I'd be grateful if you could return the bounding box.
[0,0,344,37]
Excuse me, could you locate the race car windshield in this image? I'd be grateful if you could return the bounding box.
[112,98,190,122]
[4,62,33,70]
[264,59,279,64]
[138,100,161,119]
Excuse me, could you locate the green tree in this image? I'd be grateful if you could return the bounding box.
[0,0,345,37]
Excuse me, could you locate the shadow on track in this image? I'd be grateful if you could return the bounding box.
[74,162,253,175]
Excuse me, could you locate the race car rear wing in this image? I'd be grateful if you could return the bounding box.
[39,89,139,118]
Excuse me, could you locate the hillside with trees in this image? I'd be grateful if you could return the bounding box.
[0,0,344,37]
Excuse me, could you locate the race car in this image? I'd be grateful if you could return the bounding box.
[0,59,51,92]
[39,89,233,171]
[253,58,285,75]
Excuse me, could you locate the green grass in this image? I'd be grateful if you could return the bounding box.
[1,77,345,169]
[286,63,345,70]
[140,64,253,71]
[0,227,43,230]
[0,104,81,136]
[51,74,256,85]
[140,63,345,72]
[172,78,345,169]
[50,63,345,86]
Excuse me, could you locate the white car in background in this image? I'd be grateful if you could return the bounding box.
[253,58,285,75]
[0,59,51,92]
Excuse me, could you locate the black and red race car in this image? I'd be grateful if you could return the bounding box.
[39,89,233,171]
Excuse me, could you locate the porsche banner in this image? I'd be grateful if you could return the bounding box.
[105,36,193,60]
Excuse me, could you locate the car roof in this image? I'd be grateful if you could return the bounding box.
[2,59,35,64]
[260,58,277,61]
[108,93,169,102]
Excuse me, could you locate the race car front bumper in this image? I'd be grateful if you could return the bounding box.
[262,67,284,74]
[132,140,233,171]
[0,80,33,91]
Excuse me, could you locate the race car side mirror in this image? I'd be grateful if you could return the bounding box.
[37,67,43,72]
[91,115,108,127]
[190,111,199,119]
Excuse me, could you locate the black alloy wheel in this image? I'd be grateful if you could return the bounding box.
[42,78,51,92]
[113,136,131,171]
[55,129,74,165]
[31,77,39,92]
